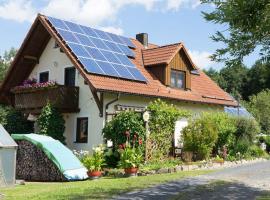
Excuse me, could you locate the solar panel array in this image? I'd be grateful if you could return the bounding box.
[224,106,252,118]
[47,16,146,82]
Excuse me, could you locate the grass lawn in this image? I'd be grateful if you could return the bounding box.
[1,170,211,200]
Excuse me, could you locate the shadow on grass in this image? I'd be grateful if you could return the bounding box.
[172,181,270,200]
[112,179,270,200]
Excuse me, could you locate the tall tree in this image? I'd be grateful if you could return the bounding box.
[202,0,270,66]
[0,48,17,81]
[243,61,270,99]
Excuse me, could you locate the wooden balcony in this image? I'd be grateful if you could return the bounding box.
[12,85,79,113]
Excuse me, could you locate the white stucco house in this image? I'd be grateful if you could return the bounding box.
[0,14,238,151]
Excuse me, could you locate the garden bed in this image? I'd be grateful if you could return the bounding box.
[104,158,268,177]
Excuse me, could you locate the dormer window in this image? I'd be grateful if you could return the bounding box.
[170,70,185,89]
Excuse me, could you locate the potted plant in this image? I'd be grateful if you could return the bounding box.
[118,144,143,177]
[81,144,105,179]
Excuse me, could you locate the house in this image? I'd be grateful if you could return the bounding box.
[0,14,237,151]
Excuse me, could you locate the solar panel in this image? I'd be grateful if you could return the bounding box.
[112,64,135,80]
[118,44,135,57]
[78,57,104,75]
[68,43,89,58]
[95,61,119,77]
[47,16,146,82]
[73,33,95,47]
[57,29,78,43]
[118,35,136,48]
[85,47,106,61]
[128,67,147,81]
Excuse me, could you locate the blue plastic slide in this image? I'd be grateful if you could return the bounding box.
[12,134,88,181]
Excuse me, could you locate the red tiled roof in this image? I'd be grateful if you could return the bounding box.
[86,39,237,106]
[142,43,182,66]
[0,15,238,107]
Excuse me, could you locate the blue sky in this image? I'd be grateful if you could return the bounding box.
[0,0,258,70]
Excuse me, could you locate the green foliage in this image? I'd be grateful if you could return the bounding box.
[81,144,106,171]
[235,117,260,142]
[207,112,237,155]
[0,105,33,134]
[182,113,218,160]
[0,48,17,81]
[147,99,191,160]
[202,0,270,65]
[246,90,270,134]
[205,61,270,100]
[141,158,182,171]
[103,111,145,150]
[37,102,66,144]
[229,117,260,155]
[118,144,143,169]
[104,148,120,168]
[247,145,266,158]
[243,61,270,99]
[259,136,270,152]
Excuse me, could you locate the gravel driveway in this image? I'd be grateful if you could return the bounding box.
[114,160,270,200]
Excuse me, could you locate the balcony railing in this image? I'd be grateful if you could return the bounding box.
[12,85,79,113]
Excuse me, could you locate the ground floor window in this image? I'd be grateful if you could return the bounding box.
[76,117,88,143]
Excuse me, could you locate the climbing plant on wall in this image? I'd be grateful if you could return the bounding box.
[147,99,191,161]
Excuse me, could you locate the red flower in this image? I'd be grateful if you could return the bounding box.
[122,143,126,149]
[118,144,123,149]
[139,138,143,145]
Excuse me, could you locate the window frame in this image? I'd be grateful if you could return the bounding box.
[76,117,88,143]
[170,69,186,90]
[38,71,49,83]
[64,66,76,86]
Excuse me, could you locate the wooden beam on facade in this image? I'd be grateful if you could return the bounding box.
[23,55,39,64]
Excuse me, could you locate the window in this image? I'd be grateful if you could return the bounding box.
[65,67,76,86]
[76,118,88,143]
[39,71,49,83]
[170,70,185,89]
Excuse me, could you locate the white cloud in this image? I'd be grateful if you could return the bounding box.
[188,50,215,69]
[0,0,36,22]
[0,0,201,24]
[100,26,124,35]
[166,0,200,11]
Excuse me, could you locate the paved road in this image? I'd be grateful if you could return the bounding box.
[114,160,270,200]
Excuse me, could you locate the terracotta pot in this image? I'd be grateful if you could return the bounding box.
[87,170,102,179]
[124,167,138,176]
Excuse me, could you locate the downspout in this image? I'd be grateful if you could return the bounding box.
[105,93,120,122]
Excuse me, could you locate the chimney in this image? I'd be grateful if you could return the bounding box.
[136,33,148,48]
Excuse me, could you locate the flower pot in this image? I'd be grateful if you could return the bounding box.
[87,170,102,179]
[124,167,138,177]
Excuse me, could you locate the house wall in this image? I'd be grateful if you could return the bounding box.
[28,38,224,152]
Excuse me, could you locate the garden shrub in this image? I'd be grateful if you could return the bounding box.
[229,117,261,156]
[147,99,191,161]
[209,112,237,155]
[0,104,33,134]
[234,117,260,143]
[37,102,66,144]
[182,113,218,160]
[103,111,145,150]
[259,136,270,152]
[246,89,270,134]
[247,145,266,158]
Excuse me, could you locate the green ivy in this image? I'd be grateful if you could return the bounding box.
[147,99,191,161]
[37,102,66,144]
